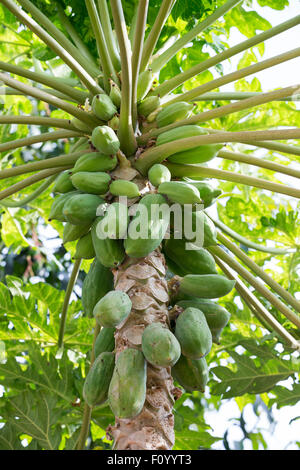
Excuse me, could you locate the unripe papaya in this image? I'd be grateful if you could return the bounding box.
[179,274,236,299]
[92,93,117,121]
[177,298,231,344]
[49,191,79,222]
[109,179,140,198]
[137,69,155,101]
[97,202,129,239]
[138,96,160,117]
[158,181,201,205]
[108,348,147,419]
[71,171,111,195]
[73,231,95,259]
[156,125,207,146]
[109,81,122,108]
[163,238,217,275]
[124,193,169,258]
[93,290,132,328]
[108,115,119,131]
[189,211,218,247]
[165,254,187,277]
[91,125,120,155]
[91,216,126,267]
[83,351,115,407]
[71,117,93,133]
[63,221,91,244]
[94,327,115,358]
[156,101,193,128]
[175,307,212,359]
[72,152,118,173]
[188,181,222,208]
[63,194,105,225]
[148,164,171,187]
[172,355,209,392]
[142,323,181,368]
[82,258,114,317]
[53,171,75,193]
[167,143,223,164]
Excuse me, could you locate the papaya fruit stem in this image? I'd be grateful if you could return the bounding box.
[0,174,58,208]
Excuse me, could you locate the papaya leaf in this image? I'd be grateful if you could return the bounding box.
[269,383,300,408]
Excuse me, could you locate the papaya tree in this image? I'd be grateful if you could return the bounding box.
[0,0,299,451]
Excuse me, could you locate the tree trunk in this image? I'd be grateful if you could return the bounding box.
[107,249,180,450]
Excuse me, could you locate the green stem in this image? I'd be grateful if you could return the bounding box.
[135,127,300,174]
[165,162,300,199]
[207,214,294,255]
[57,258,82,349]
[0,60,89,104]
[209,245,300,330]
[150,14,300,98]
[85,0,119,91]
[131,0,149,127]
[0,72,99,127]
[56,2,99,73]
[217,149,300,180]
[0,174,58,208]
[140,0,176,72]
[97,0,121,72]
[194,91,300,102]
[17,0,99,79]
[0,167,71,201]
[0,85,84,103]
[150,0,242,74]
[213,255,300,350]
[141,84,300,144]
[0,129,84,154]
[0,150,89,180]
[217,231,300,318]
[0,115,79,131]
[110,0,137,156]
[165,47,300,106]
[76,321,101,450]
[1,0,102,95]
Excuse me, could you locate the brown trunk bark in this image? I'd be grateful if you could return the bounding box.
[107,249,180,450]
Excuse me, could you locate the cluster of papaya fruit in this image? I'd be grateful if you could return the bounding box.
[48,92,235,410]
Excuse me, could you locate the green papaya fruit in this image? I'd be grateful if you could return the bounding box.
[175,307,212,359]
[167,143,223,164]
[163,238,217,275]
[97,202,129,239]
[187,211,218,247]
[63,221,92,244]
[138,96,160,117]
[156,125,207,146]
[108,115,119,131]
[137,69,155,101]
[177,298,231,344]
[124,193,169,258]
[94,327,115,358]
[109,179,140,198]
[91,125,120,155]
[63,194,105,225]
[72,152,118,173]
[156,101,194,128]
[179,274,236,299]
[158,181,201,205]
[92,93,117,121]
[48,191,79,222]
[165,254,187,277]
[83,351,115,407]
[73,231,95,259]
[93,290,132,328]
[188,181,222,208]
[82,258,114,317]
[71,171,111,195]
[109,81,122,108]
[148,164,171,187]
[52,171,75,193]
[141,323,181,368]
[91,216,126,267]
[172,354,209,392]
[108,348,147,419]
